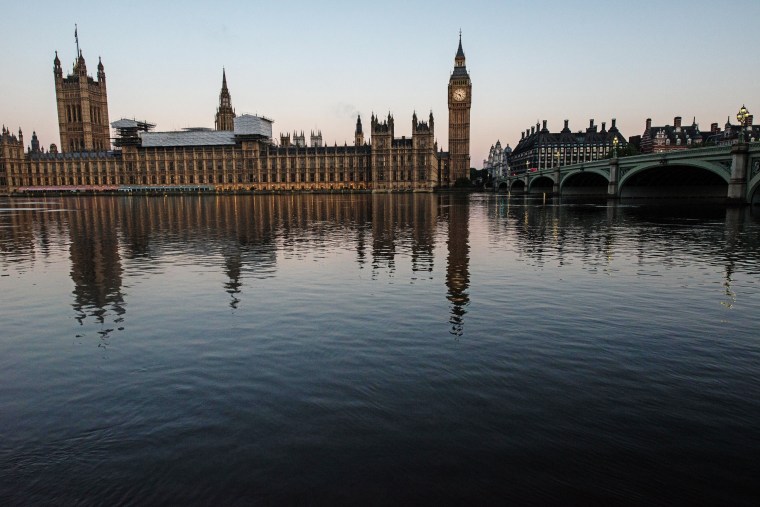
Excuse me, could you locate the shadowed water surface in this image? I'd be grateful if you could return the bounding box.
[1,194,759,505]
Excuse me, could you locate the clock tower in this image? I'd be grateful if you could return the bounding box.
[448,32,472,184]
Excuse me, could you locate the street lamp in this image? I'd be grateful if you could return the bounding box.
[613,136,619,158]
[737,105,750,143]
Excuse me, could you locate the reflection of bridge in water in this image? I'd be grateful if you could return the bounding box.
[495,143,760,204]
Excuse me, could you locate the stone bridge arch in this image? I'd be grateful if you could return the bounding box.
[748,165,760,204]
[527,174,554,193]
[619,159,731,187]
[617,159,731,199]
[559,168,610,196]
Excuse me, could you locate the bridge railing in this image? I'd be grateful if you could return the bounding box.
[506,144,738,179]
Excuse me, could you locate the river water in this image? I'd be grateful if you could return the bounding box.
[1,194,759,505]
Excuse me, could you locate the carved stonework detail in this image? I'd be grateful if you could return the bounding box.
[752,160,760,179]
[714,161,733,176]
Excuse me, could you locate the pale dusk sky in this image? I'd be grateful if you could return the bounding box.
[1,0,757,166]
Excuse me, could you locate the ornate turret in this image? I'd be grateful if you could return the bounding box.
[310,130,323,148]
[75,52,87,78]
[97,56,105,83]
[31,131,40,153]
[355,114,364,146]
[53,28,111,152]
[215,69,236,131]
[53,51,62,78]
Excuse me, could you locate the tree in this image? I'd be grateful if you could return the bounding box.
[453,176,472,188]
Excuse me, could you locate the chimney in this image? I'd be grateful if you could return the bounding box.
[521,132,525,140]
[674,116,682,128]
[542,120,547,130]
[531,126,535,135]
[747,115,754,127]
[646,118,652,130]
[564,119,569,129]
[601,122,607,132]
[711,122,719,133]
[589,119,594,129]
[611,118,617,129]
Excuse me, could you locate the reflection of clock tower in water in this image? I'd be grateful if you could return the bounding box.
[448,32,472,183]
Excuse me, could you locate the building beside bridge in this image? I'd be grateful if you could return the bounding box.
[1,35,480,194]
[639,115,760,154]
[509,119,627,175]
[482,140,511,179]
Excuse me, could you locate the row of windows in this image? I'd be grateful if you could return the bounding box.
[64,104,105,126]
[510,151,611,169]
[539,146,611,154]
[9,166,438,186]
[68,138,108,152]
[654,137,695,146]
[16,157,429,175]
[9,171,373,187]
[141,152,371,170]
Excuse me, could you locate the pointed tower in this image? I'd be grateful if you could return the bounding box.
[53,29,111,152]
[354,114,364,146]
[215,69,236,131]
[448,31,472,184]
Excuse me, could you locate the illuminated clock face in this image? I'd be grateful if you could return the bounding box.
[453,88,467,101]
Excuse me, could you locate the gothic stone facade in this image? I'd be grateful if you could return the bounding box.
[447,35,472,182]
[54,51,110,152]
[1,38,471,194]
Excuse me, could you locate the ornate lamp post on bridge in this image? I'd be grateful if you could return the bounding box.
[613,136,619,158]
[727,105,751,204]
[737,105,750,143]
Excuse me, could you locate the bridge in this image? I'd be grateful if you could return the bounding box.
[494,143,760,205]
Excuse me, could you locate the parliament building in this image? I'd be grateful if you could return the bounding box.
[1,36,473,194]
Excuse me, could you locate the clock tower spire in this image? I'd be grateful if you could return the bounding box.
[448,31,472,185]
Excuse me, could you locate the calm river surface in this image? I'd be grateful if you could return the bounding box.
[1,194,759,505]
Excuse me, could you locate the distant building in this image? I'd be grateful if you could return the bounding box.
[640,115,759,153]
[712,115,759,145]
[482,140,511,179]
[509,119,626,174]
[0,127,25,187]
[640,116,704,153]
[1,35,478,193]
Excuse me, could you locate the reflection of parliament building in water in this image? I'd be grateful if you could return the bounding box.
[0,194,471,336]
[1,35,473,193]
